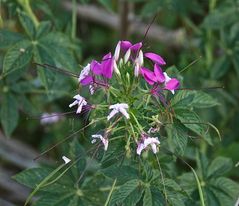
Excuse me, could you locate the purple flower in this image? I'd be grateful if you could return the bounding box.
[137,134,160,155]
[107,103,129,120]
[144,52,166,65]
[101,53,114,78]
[91,134,108,151]
[69,94,87,114]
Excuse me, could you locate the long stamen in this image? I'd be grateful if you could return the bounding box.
[26,111,76,120]
[34,63,79,78]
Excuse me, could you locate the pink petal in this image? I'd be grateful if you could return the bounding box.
[165,78,180,90]
[140,67,157,85]
[101,53,114,78]
[120,41,132,51]
[80,76,93,85]
[145,52,166,65]
[154,64,165,83]
[130,42,142,53]
[91,60,101,75]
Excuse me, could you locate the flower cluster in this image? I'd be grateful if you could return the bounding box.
[68,40,180,156]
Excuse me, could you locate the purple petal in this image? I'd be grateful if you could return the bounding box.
[140,67,157,85]
[165,78,180,90]
[80,76,93,85]
[154,64,165,83]
[91,60,101,75]
[130,42,142,53]
[120,41,132,51]
[101,53,114,78]
[145,52,166,65]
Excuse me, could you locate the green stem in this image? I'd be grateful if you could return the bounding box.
[17,0,39,27]
[71,0,77,39]
[104,179,117,206]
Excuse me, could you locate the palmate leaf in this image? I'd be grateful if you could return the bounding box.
[3,39,33,75]
[0,92,19,137]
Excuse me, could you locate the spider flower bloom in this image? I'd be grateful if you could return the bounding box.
[137,134,160,155]
[91,134,108,151]
[107,103,130,120]
[69,94,87,114]
[40,113,62,125]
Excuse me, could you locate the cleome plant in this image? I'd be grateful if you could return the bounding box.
[14,40,239,206]
[0,1,238,206]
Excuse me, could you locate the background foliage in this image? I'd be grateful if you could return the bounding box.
[0,0,238,205]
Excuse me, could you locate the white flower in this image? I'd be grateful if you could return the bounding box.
[134,50,143,77]
[114,41,121,61]
[78,63,91,82]
[40,113,61,125]
[107,103,129,120]
[91,134,108,151]
[136,135,160,155]
[69,94,87,114]
[62,156,71,164]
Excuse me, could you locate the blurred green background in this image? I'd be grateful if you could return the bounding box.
[0,0,238,205]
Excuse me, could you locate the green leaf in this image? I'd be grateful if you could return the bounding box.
[166,121,188,155]
[33,44,55,90]
[191,92,219,108]
[150,187,165,206]
[110,179,140,205]
[1,93,19,137]
[211,56,230,79]
[212,177,239,199]
[232,53,239,76]
[171,90,194,109]
[175,109,206,137]
[13,167,53,188]
[39,32,78,71]
[18,11,36,38]
[207,157,233,178]
[143,187,152,206]
[0,30,24,49]
[102,165,138,185]
[36,21,52,39]
[3,39,33,74]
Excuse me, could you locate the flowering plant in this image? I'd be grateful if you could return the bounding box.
[14,40,239,206]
